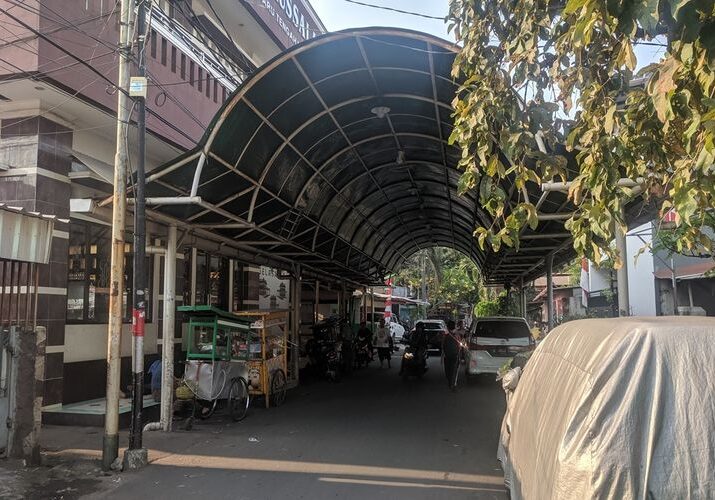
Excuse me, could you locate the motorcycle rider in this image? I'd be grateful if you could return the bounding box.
[356,320,373,359]
[399,321,428,375]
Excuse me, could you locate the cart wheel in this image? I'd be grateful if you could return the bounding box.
[228,377,250,421]
[270,369,287,407]
[194,398,217,420]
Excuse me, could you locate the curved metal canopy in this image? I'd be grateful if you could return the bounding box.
[146,28,585,285]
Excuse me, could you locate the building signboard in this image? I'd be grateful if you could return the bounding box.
[258,266,290,310]
[242,0,324,49]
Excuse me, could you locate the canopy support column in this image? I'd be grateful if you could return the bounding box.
[161,224,176,432]
[546,254,554,332]
[314,280,320,324]
[290,265,301,385]
[370,287,375,332]
[615,214,630,316]
[519,277,527,318]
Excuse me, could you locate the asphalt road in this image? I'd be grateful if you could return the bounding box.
[42,354,507,499]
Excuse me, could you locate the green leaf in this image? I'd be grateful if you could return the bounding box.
[633,0,661,35]
[604,104,617,134]
[623,39,637,71]
[525,203,539,230]
[564,0,590,15]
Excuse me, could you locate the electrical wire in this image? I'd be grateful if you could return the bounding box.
[1,1,248,147]
[170,0,246,83]
[0,52,121,138]
[342,0,445,21]
[358,35,456,54]
[0,4,202,147]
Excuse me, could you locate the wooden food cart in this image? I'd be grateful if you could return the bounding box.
[233,310,289,408]
[178,305,253,420]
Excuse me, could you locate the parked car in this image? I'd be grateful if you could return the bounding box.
[498,317,715,499]
[403,319,447,352]
[389,321,405,345]
[466,317,534,376]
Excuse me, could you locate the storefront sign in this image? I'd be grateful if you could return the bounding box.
[242,0,323,48]
[258,266,290,310]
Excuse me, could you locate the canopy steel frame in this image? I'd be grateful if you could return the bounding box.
[139,28,634,286]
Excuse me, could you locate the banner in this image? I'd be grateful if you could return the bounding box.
[384,278,392,322]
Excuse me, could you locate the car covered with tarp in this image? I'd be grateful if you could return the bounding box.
[498,317,715,499]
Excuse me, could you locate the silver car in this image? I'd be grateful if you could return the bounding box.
[466,317,534,376]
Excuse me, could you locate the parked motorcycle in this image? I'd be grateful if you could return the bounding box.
[400,344,428,379]
[305,338,342,382]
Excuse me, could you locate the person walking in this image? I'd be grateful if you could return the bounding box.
[374,318,392,368]
[455,320,467,341]
[340,319,355,375]
[442,320,462,390]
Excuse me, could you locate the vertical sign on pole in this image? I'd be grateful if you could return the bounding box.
[384,278,392,323]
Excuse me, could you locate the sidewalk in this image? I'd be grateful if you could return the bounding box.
[0,425,192,499]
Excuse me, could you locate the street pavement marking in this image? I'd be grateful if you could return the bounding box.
[319,477,504,492]
[147,453,505,486]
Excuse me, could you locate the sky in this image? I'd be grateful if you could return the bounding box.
[309,0,662,67]
[310,0,453,41]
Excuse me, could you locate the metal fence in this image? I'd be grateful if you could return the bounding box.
[0,259,39,330]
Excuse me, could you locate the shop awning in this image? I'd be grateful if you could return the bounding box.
[654,261,715,280]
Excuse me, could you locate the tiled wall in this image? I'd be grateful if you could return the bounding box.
[0,115,71,406]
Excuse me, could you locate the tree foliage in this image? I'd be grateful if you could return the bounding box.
[392,248,481,307]
[475,291,521,316]
[447,0,715,266]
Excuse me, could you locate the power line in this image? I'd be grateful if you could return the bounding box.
[0,5,199,147]
[36,0,205,131]
[1,2,207,146]
[342,0,445,21]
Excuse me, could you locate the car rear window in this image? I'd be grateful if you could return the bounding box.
[474,321,530,339]
[422,323,444,330]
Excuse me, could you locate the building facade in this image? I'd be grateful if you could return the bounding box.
[0,0,325,408]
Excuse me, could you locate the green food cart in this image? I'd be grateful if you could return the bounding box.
[179,305,254,421]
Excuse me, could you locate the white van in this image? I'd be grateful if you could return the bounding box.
[466,317,534,375]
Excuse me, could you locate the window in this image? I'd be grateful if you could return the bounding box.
[180,54,186,79]
[198,68,203,91]
[66,221,152,324]
[232,262,243,311]
[189,61,195,86]
[473,320,530,339]
[161,37,167,66]
[213,80,218,103]
[171,46,177,73]
[150,29,157,59]
[208,255,228,308]
[190,251,229,309]
[206,75,211,98]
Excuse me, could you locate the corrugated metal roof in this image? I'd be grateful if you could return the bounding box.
[0,204,57,263]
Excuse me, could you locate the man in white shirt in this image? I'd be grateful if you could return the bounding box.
[374,318,392,368]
